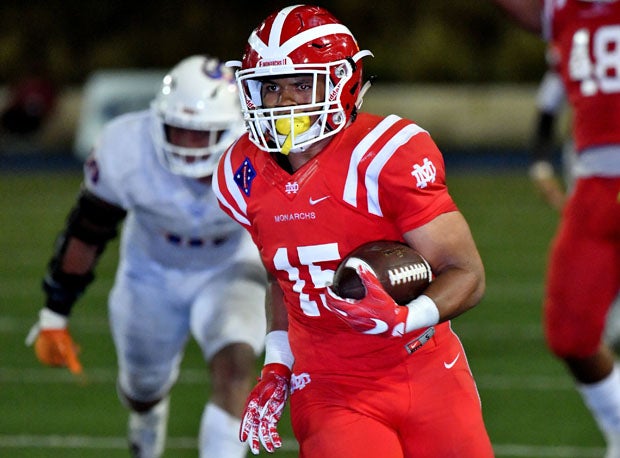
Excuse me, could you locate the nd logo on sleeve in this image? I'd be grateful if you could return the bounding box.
[411,158,436,189]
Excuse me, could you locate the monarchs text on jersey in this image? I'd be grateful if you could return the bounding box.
[214,112,458,374]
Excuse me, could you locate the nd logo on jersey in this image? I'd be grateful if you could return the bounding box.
[285,181,299,194]
[411,157,436,189]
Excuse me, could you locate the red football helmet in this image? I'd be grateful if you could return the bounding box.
[228,5,373,154]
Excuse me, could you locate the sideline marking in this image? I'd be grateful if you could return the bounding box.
[0,435,605,457]
[0,368,574,390]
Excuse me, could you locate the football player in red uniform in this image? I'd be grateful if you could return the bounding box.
[214,5,494,457]
[494,1,620,456]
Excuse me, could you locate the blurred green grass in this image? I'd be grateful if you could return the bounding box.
[0,168,605,457]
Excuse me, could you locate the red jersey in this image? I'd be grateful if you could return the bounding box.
[214,112,457,375]
[544,0,620,153]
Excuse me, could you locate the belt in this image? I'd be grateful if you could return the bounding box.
[404,326,435,355]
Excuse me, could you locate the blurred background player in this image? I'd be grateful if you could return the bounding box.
[215,5,493,457]
[0,70,57,136]
[494,1,620,456]
[528,63,571,211]
[529,61,620,350]
[25,55,266,458]
[0,56,58,140]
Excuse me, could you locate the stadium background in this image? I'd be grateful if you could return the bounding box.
[0,0,545,84]
[1,2,596,457]
[0,0,558,159]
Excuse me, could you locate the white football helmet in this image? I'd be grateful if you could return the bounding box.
[151,55,246,177]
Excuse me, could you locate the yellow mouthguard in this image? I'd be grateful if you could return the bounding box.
[275,116,311,155]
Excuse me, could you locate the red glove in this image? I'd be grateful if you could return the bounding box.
[326,264,409,337]
[26,308,83,374]
[239,363,291,455]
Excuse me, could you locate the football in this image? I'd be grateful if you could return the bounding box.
[331,240,433,304]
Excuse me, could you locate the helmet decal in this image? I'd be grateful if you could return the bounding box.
[201,58,235,83]
[249,23,355,64]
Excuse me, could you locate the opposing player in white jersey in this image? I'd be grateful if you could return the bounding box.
[26,55,266,458]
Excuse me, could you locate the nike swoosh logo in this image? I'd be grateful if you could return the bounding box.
[444,352,461,369]
[363,318,389,335]
[309,196,330,205]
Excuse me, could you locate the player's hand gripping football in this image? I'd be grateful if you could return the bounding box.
[25,308,83,374]
[326,264,408,337]
[240,363,291,455]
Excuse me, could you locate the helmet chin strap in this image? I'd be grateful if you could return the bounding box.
[355,80,373,111]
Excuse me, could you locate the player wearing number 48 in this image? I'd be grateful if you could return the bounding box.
[214,4,493,457]
[492,1,620,457]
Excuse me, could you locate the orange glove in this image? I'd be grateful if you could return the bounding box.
[26,308,83,374]
[34,329,82,374]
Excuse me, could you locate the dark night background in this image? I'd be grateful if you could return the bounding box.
[1,1,545,87]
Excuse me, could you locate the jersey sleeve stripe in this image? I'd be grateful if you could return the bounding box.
[365,123,427,216]
[343,114,402,207]
[250,5,353,62]
[213,152,251,227]
[280,24,354,57]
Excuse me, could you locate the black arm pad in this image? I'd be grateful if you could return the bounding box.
[66,189,127,245]
[43,270,94,316]
[43,189,126,315]
[531,111,557,162]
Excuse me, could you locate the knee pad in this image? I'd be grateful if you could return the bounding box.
[117,367,176,406]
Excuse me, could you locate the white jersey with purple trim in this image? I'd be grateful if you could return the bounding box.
[83,109,255,271]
